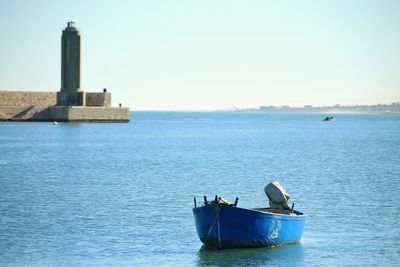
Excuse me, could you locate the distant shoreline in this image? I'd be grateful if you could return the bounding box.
[131,102,400,114]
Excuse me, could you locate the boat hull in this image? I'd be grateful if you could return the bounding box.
[193,204,305,249]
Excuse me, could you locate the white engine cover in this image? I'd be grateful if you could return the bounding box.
[264,181,291,210]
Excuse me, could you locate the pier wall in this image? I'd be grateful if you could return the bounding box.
[67,107,129,121]
[0,90,129,122]
[0,91,57,106]
[86,93,111,107]
[0,91,112,107]
[0,106,129,122]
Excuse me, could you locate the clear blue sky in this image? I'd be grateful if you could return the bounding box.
[0,0,399,110]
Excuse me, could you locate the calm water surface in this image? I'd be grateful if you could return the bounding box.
[1,112,399,266]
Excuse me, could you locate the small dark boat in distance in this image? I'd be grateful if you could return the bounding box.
[193,182,305,249]
[323,116,334,121]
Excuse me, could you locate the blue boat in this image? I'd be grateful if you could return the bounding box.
[193,182,305,249]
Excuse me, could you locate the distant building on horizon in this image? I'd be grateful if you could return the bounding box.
[256,102,400,114]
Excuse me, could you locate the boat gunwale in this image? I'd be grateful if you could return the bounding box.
[251,207,305,219]
[193,204,305,221]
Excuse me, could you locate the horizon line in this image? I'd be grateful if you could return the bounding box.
[131,101,400,111]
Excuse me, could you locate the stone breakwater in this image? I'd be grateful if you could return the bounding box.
[0,91,57,107]
[0,91,129,122]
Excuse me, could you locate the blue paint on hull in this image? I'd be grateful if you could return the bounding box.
[193,203,305,249]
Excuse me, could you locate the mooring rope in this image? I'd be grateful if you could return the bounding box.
[203,203,223,248]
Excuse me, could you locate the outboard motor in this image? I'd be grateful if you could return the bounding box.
[264,181,291,210]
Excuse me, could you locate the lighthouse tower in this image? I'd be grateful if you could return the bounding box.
[58,21,84,105]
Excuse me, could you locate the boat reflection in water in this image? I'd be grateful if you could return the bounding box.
[196,242,304,266]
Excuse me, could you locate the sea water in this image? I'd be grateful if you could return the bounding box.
[0,112,399,266]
